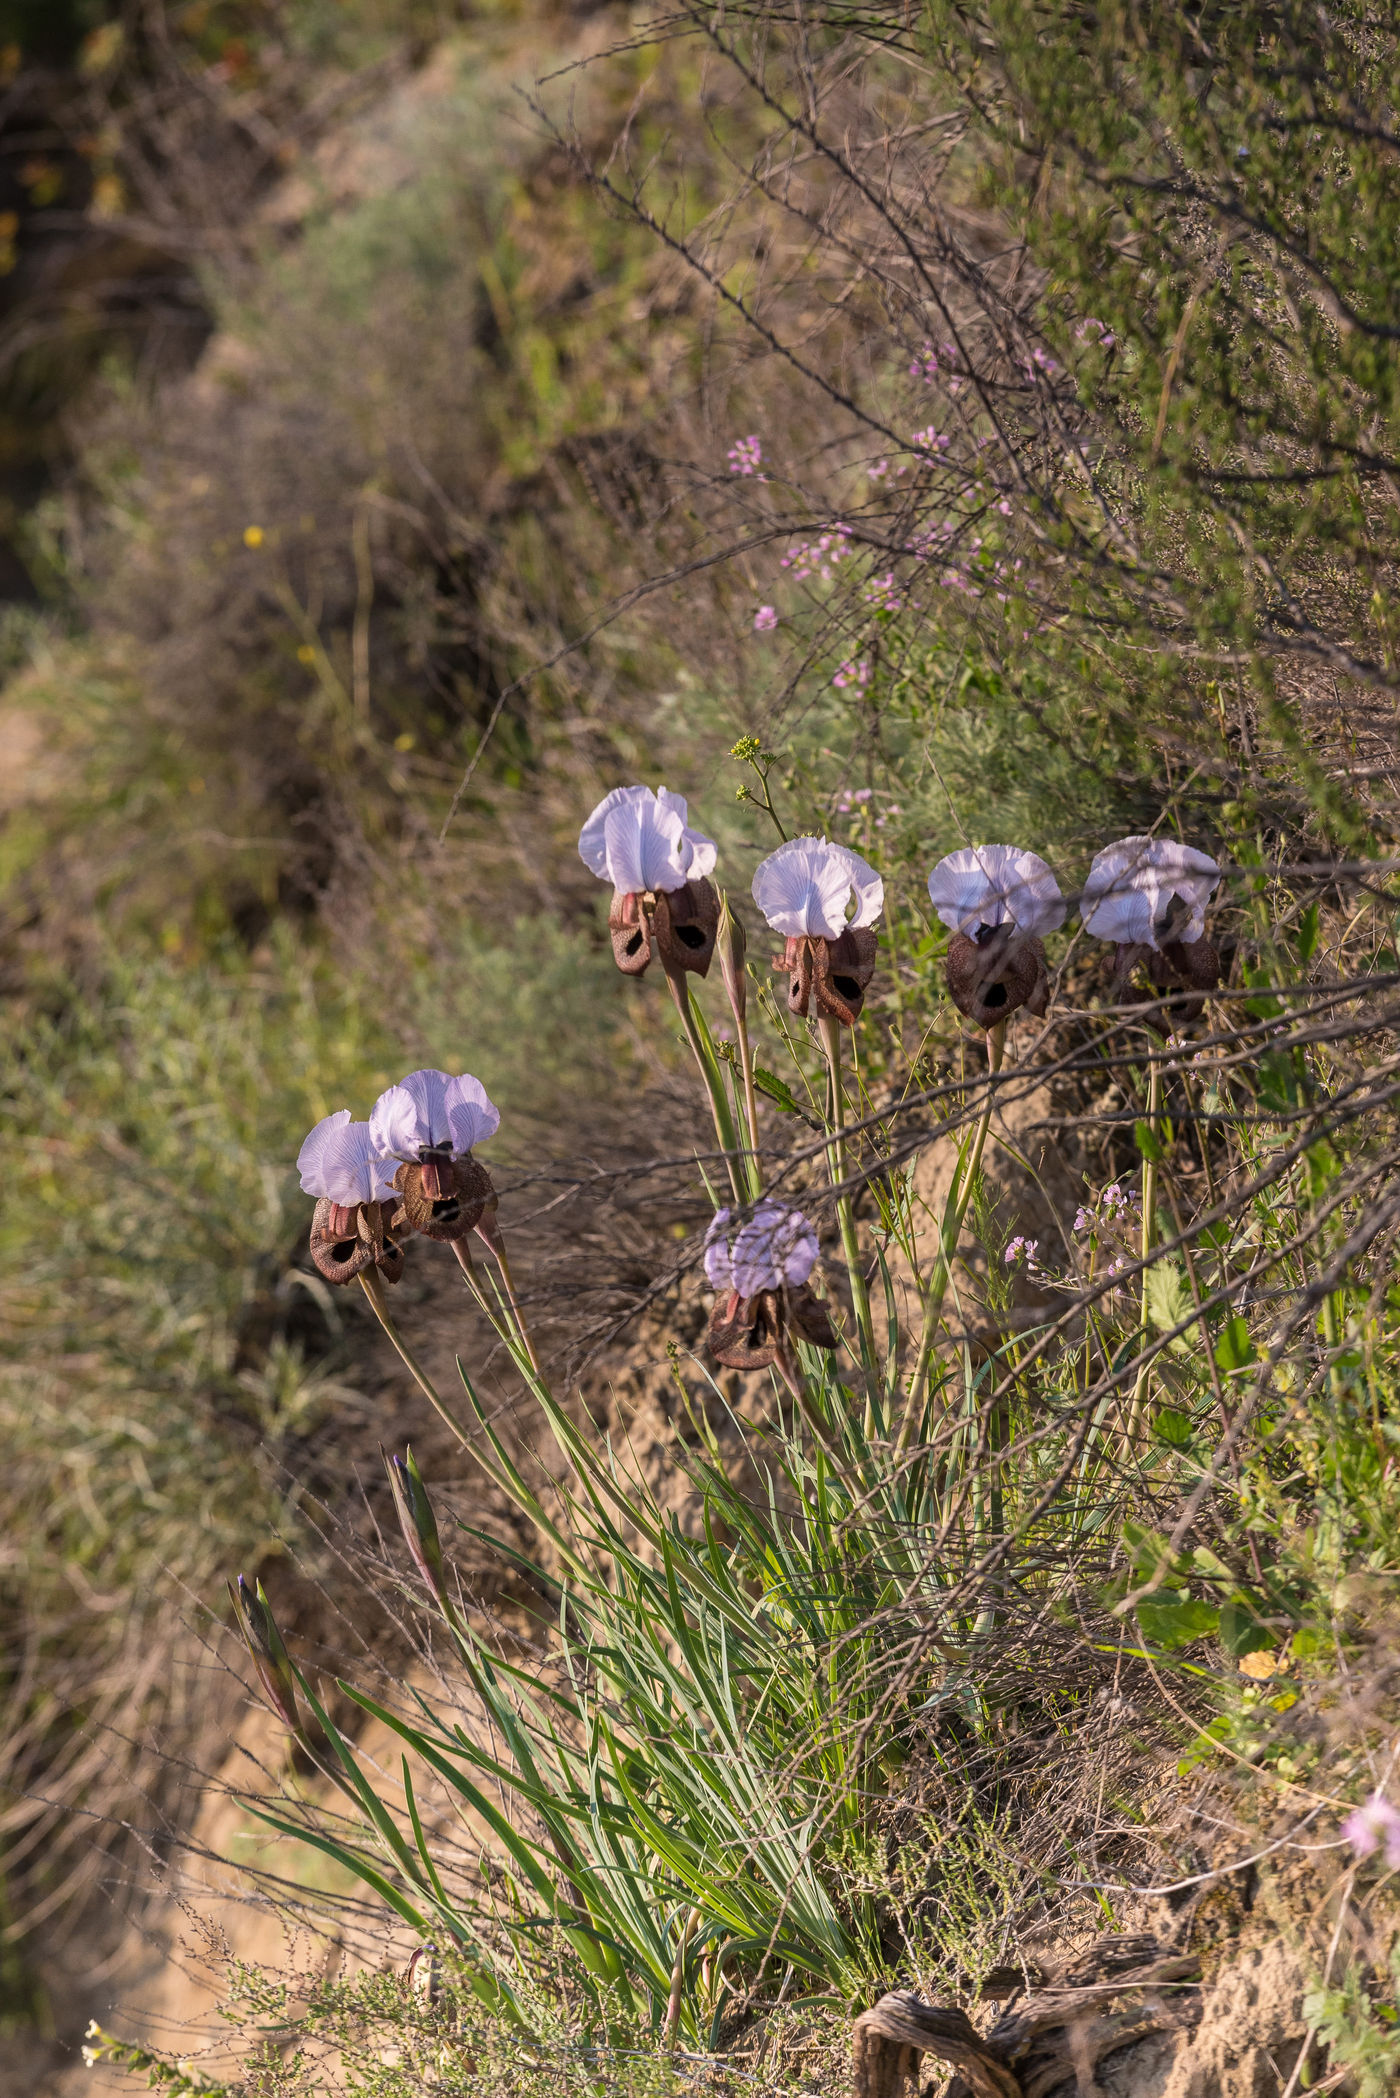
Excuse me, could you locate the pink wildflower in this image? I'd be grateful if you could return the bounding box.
[1341,1793,1400,1868]
[727,435,762,476]
[753,605,778,632]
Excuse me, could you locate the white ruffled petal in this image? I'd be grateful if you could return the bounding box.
[752,836,824,936]
[704,1208,736,1290]
[443,1073,500,1153]
[1081,887,1155,944]
[579,783,716,894]
[928,844,1064,939]
[369,1068,498,1159]
[752,836,884,939]
[731,1203,820,1296]
[1082,835,1219,949]
[844,846,885,929]
[656,787,718,882]
[369,1083,427,1162]
[577,787,631,880]
[298,1110,387,1206]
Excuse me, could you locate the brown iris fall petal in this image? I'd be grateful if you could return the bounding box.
[775,924,878,1024]
[608,877,720,979]
[945,926,1049,1030]
[394,1150,495,1243]
[1132,932,1221,1029]
[706,1282,837,1371]
[1148,934,1221,996]
[309,1197,405,1286]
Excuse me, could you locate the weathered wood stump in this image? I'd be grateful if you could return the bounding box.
[852,1934,1202,2098]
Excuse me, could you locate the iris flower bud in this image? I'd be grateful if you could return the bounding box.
[716,893,748,1025]
[384,1446,447,1603]
[229,1574,302,1736]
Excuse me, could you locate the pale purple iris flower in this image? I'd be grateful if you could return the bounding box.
[369,1069,500,1164]
[751,836,883,941]
[1341,1792,1400,1868]
[297,1111,400,1206]
[1081,836,1220,950]
[927,844,1066,941]
[578,785,717,897]
[705,1203,820,1297]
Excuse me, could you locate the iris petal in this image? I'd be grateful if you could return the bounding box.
[1082,836,1219,950]
[297,1110,397,1205]
[752,836,884,939]
[927,844,1065,939]
[579,784,716,894]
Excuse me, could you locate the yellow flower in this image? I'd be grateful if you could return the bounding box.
[243,525,264,549]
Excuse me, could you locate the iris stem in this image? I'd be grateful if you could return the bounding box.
[895,1020,1005,1460]
[819,1014,878,1403]
[357,1268,473,1450]
[730,987,762,1200]
[666,964,744,1202]
[457,1229,541,1374]
[1127,1052,1162,1447]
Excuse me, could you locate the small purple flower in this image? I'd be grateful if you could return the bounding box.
[706,1203,820,1296]
[910,425,950,454]
[1074,1206,1092,1235]
[753,604,778,632]
[727,435,762,476]
[1341,1793,1400,1868]
[1004,1236,1038,1267]
[833,658,870,690]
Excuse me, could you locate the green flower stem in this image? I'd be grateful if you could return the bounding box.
[357,1267,474,1451]
[459,1224,542,1374]
[734,998,762,1200]
[1127,1051,1162,1446]
[895,1020,1005,1459]
[819,1013,879,1398]
[665,963,745,1202]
